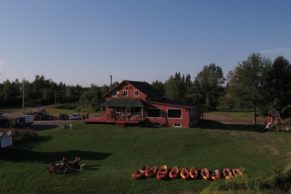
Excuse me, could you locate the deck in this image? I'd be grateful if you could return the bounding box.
[85,116,144,127]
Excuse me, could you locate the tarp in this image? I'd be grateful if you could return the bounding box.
[0,136,13,148]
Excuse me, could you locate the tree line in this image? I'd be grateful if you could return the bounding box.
[0,75,110,112]
[152,53,291,124]
[0,53,291,123]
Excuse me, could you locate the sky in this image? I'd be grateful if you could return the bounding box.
[1,0,291,86]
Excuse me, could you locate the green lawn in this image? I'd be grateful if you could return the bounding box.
[1,122,291,194]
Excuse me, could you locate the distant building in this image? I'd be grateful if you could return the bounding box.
[86,80,201,128]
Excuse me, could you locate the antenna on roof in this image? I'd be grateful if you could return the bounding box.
[110,75,112,89]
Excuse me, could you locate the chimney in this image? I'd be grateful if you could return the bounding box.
[110,75,112,89]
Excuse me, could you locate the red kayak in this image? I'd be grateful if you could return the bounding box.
[145,165,158,178]
[180,168,190,180]
[156,165,168,180]
[232,168,243,176]
[189,167,198,179]
[223,168,233,180]
[132,165,148,179]
[201,168,210,180]
[169,166,179,179]
[211,169,221,181]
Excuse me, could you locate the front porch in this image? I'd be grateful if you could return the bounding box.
[85,116,144,127]
[85,98,145,127]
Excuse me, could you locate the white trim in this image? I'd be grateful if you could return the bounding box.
[134,90,139,97]
[167,108,182,119]
[123,90,128,96]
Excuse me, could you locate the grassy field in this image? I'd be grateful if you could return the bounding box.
[1,121,291,194]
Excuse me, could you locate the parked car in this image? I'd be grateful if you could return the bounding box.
[69,113,81,120]
[15,115,34,128]
[59,114,69,120]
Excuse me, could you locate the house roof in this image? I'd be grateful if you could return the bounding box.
[147,98,196,108]
[125,80,162,99]
[104,80,162,99]
[101,98,145,107]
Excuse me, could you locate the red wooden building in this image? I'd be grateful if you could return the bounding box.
[85,80,201,128]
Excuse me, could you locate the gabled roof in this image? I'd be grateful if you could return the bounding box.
[104,80,162,99]
[125,80,161,99]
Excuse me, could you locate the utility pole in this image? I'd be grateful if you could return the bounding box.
[54,91,57,106]
[22,79,25,114]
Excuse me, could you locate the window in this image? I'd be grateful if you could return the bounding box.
[173,123,181,128]
[168,109,182,118]
[147,109,161,117]
[134,90,139,96]
[112,91,117,96]
[123,90,128,96]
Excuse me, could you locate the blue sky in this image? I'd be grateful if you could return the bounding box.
[1,0,291,86]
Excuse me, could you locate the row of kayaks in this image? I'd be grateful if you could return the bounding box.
[132,165,243,180]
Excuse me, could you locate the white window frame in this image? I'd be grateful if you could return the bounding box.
[167,108,182,119]
[173,123,182,128]
[123,90,128,96]
[134,90,139,97]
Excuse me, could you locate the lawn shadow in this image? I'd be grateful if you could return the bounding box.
[196,119,265,133]
[84,164,101,171]
[0,148,111,164]
[32,124,59,131]
[16,135,53,144]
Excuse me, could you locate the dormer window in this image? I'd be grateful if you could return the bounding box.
[112,90,117,97]
[123,90,128,96]
[134,90,139,97]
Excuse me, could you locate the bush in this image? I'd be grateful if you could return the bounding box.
[54,104,76,110]
[260,165,291,193]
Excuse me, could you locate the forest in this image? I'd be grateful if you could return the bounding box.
[1,53,291,122]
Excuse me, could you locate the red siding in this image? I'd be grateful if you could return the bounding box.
[105,82,147,101]
[146,103,191,128]
[100,80,201,128]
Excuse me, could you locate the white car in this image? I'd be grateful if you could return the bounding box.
[69,113,81,120]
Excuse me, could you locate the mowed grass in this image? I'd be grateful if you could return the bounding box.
[1,122,291,194]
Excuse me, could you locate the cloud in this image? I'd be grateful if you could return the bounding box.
[260,48,291,59]
[0,59,5,65]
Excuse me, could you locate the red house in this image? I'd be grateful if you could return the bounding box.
[86,80,201,128]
